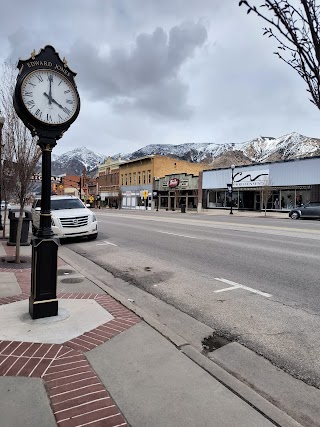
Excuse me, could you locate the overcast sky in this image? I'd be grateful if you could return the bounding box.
[1,0,319,156]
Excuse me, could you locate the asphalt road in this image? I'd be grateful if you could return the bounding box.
[66,209,320,388]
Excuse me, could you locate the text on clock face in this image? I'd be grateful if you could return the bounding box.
[21,69,77,125]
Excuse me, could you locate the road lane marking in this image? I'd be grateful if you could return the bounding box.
[96,212,320,238]
[156,231,197,239]
[214,278,272,298]
[96,241,118,246]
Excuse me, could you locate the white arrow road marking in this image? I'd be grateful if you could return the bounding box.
[214,278,272,298]
[96,241,118,246]
[156,231,197,239]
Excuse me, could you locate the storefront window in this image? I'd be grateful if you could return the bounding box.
[137,197,144,206]
[280,189,310,209]
[217,191,226,207]
[208,190,229,208]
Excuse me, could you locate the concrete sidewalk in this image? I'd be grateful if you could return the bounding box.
[0,239,301,427]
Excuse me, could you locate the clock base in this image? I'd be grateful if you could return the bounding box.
[29,237,59,319]
[29,297,58,320]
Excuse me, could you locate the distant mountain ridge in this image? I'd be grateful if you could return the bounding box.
[50,147,106,176]
[50,132,320,175]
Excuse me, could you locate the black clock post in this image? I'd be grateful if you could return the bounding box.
[13,46,80,319]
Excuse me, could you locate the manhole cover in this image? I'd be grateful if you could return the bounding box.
[60,277,84,284]
[57,268,75,276]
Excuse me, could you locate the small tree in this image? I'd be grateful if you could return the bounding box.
[261,181,273,216]
[117,189,123,209]
[0,63,41,262]
[239,0,320,110]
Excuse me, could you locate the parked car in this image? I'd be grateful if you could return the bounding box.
[1,201,12,210]
[31,195,98,240]
[289,202,320,220]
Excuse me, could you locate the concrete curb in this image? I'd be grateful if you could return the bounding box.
[58,247,302,427]
[181,346,302,427]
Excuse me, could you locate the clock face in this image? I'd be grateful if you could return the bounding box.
[21,69,78,125]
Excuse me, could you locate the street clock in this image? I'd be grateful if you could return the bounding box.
[13,45,80,141]
[12,45,81,320]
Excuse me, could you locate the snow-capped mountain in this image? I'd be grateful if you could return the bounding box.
[51,147,106,175]
[123,132,320,167]
[49,133,320,175]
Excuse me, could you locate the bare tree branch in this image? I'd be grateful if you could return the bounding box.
[0,62,41,262]
[239,0,320,109]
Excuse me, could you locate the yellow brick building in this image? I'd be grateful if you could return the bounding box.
[119,155,208,209]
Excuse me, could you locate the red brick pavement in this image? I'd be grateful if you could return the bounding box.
[0,245,139,426]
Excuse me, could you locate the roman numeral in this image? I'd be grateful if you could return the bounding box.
[36,74,43,82]
[26,100,35,108]
[24,91,33,97]
[63,107,71,115]
[35,109,42,119]
[47,114,53,122]
[66,99,73,104]
[58,80,63,86]
[58,114,63,121]
[28,82,36,87]
[64,90,70,94]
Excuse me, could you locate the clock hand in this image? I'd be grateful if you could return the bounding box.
[48,74,53,104]
[43,93,64,109]
[51,98,64,109]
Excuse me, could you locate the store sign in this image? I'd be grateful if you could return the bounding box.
[233,170,269,188]
[168,178,180,188]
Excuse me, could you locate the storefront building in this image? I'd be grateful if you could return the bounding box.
[155,173,199,210]
[98,157,125,207]
[202,157,320,211]
[120,155,207,210]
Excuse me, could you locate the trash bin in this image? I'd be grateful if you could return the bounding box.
[180,204,186,213]
[7,210,31,246]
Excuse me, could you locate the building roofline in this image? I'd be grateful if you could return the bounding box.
[203,155,320,173]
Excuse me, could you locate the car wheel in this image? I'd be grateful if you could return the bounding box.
[88,233,98,241]
[290,211,300,220]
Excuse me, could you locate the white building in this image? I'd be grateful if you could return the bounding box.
[202,157,320,211]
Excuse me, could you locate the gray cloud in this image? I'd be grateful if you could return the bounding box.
[69,22,207,118]
[0,0,319,157]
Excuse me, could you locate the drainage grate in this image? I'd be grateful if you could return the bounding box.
[202,333,230,352]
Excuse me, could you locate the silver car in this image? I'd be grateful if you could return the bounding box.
[289,202,320,220]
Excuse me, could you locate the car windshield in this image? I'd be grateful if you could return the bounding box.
[35,199,85,210]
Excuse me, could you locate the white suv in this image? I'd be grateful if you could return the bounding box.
[31,195,98,240]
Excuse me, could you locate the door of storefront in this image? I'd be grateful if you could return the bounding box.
[170,195,175,210]
[255,192,261,211]
[242,191,255,210]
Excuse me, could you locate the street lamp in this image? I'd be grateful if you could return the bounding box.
[230,164,235,215]
[0,116,5,230]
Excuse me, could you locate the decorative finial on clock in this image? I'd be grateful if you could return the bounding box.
[63,57,68,68]
[31,49,36,60]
